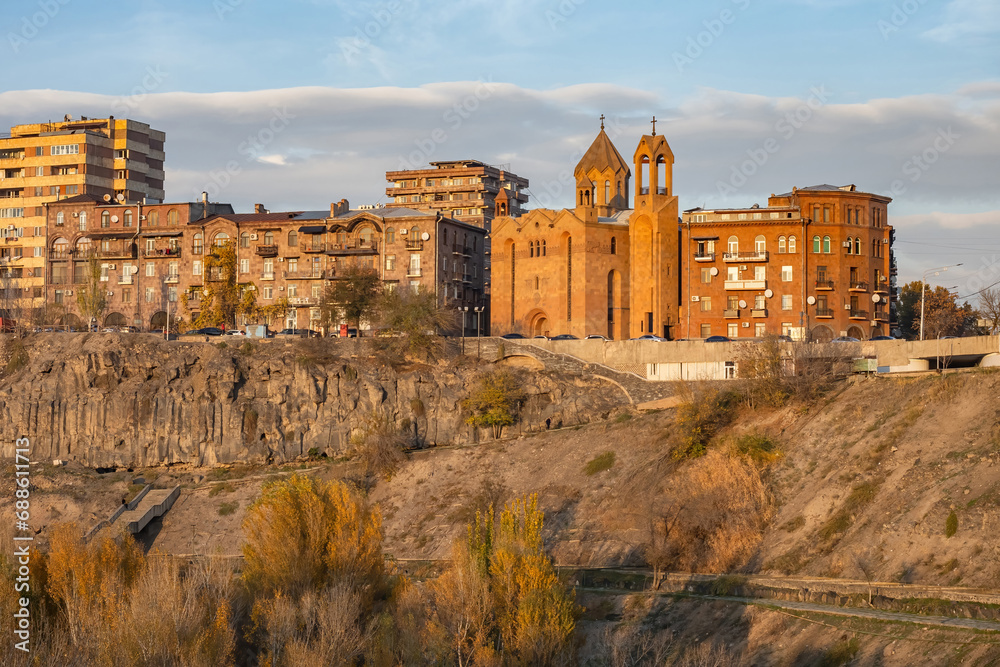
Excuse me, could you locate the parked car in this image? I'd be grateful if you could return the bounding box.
[225,329,246,336]
[831,336,861,342]
[585,334,608,340]
[776,335,793,342]
[630,334,666,341]
[183,327,225,337]
[276,328,320,338]
[704,335,731,342]
[549,334,579,340]
[499,333,526,340]
[870,335,895,341]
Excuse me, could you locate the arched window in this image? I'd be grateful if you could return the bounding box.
[727,235,739,254]
[76,236,92,255]
[167,209,179,226]
[529,241,535,258]
[359,227,372,245]
[147,210,158,226]
[79,211,87,228]
[288,230,298,247]
[534,276,539,290]
[789,235,796,253]
[410,226,419,239]
[386,227,395,244]
[542,240,546,256]
[854,237,861,255]
[846,237,853,254]
[101,210,110,227]
[442,229,448,246]
[123,210,132,227]
[754,235,766,253]
[610,237,617,255]
[214,232,230,248]
[53,237,69,255]
[778,236,786,253]
[823,236,831,253]
[872,239,878,257]
[337,230,347,245]
[813,235,821,253]
[193,232,203,254]
[605,180,611,204]
[56,212,64,226]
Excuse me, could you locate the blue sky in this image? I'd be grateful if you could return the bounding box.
[2,0,999,291]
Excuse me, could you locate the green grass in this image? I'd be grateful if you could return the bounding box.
[584,451,616,476]
[820,637,860,666]
[208,482,235,497]
[614,412,632,424]
[818,479,882,541]
[946,510,959,537]
[217,501,238,516]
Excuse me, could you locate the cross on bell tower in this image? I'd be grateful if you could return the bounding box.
[600,114,605,130]
[650,116,657,135]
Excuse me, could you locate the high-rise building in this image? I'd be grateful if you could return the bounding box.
[0,115,165,308]
[384,160,529,231]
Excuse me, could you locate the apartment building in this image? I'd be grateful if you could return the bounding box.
[384,160,529,231]
[0,116,165,307]
[681,185,895,341]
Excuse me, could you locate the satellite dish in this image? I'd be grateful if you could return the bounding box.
[709,267,719,276]
[103,194,112,202]
[738,300,747,309]
[110,215,119,223]
[130,265,138,274]
[871,294,881,303]
[764,289,773,298]
[421,232,430,241]
[807,296,816,305]
[116,193,125,202]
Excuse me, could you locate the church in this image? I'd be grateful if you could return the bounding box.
[489,120,681,339]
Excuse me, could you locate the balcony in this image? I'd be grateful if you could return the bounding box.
[406,267,422,277]
[96,248,136,259]
[287,297,318,306]
[849,309,869,320]
[260,272,275,281]
[724,309,740,319]
[462,274,473,283]
[751,309,768,317]
[694,252,715,262]
[255,244,278,257]
[301,243,326,253]
[206,269,225,282]
[405,240,424,251]
[192,245,204,256]
[118,277,133,285]
[284,269,324,280]
[164,274,179,284]
[815,279,834,290]
[874,311,890,322]
[815,308,834,318]
[849,282,869,292]
[874,282,890,295]
[49,251,70,260]
[724,280,766,290]
[723,251,768,263]
[142,247,181,258]
[452,243,471,256]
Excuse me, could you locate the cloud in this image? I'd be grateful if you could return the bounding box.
[892,210,1000,230]
[923,0,1000,42]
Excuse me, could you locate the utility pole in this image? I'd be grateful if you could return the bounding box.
[920,264,962,341]
[460,306,469,354]
[474,305,484,358]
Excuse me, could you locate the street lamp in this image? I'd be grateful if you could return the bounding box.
[920,264,962,341]
[459,306,469,355]
[474,305,484,358]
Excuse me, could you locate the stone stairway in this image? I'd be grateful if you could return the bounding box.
[118,487,181,533]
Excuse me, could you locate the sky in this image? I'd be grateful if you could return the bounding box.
[1,0,998,295]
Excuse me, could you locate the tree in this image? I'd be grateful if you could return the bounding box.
[0,265,30,337]
[195,241,257,329]
[978,286,1000,334]
[373,285,454,356]
[322,263,382,333]
[900,281,980,339]
[463,369,527,439]
[75,256,107,329]
[735,334,789,408]
[350,409,409,480]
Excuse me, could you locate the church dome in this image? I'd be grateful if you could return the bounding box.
[574,127,631,180]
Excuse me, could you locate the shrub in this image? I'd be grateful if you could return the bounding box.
[614,412,633,424]
[5,339,28,374]
[946,510,958,537]
[351,410,409,480]
[218,501,238,516]
[307,447,321,459]
[208,483,234,497]
[821,637,860,666]
[216,341,228,349]
[671,386,739,459]
[463,369,527,439]
[240,340,255,355]
[730,432,783,466]
[584,451,616,476]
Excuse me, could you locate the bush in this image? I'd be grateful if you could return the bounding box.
[5,339,28,374]
[671,386,739,459]
[730,432,783,466]
[463,369,527,439]
[821,637,860,666]
[351,410,409,480]
[584,451,616,475]
[946,510,958,537]
[218,501,238,516]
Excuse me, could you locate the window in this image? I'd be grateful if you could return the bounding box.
[727,295,739,311]
[50,144,80,155]
[288,230,298,247]
[167,209,179,226]
[123,210,132,227]
[193,233,203,255]
[778,236,786,253]
[754,266,766,281]
[236,258,247,274]
[147,210,158,226]
[54,290,63,304]
[33,247,42,257]
[846,236,853,254]
[35,167,43,177]
[755,323,767,336]
[728,323,739,338]
[122,288,131,304]
[386,227,395,244]
[146,262,154,277]
[781,294,792,310]
[700,296,711,312]
[727,235,739,253]
[781,266,793,282]
[168,261,178,278]
[264,231,274,245]
[56,212,64,226]
[610,237,617,255]
[263,287,273,299]
[386,254,395,271]
[288,258,298,273]
[145,287,154,302]
[755,294,766,310]
[823,236,831,253]
[66,185,78,195]
[854,237,861,255]
[541,240,546,256]
[443,229,448,246]
[214,232,229,248]
[788,235,796,253]
[700,323,711,338]
[824,207,830,223]
[727,266,739,281]
[312,285,321,299]
[701,268,712,283]
[263,258,274,276]
[240,233,250,248]
[192,260,202,276]
[288,285,297,298]
[813,235,821,253]
[168,287,177,302]
[754,235,765,253]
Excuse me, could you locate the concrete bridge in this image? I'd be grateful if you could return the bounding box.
[478,335,1000,382]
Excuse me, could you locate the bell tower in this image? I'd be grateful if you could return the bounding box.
[628,118,681,339]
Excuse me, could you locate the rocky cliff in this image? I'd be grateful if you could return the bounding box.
[0,333,643,467]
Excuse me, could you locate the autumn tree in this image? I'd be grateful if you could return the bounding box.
[899,281,980,339]
[75,255,107,329]
[322,263,382,333]
[373,285,454,356]
[463,369,527,439]
[350,409,409,480]
[430,494,577,666]
[978,286,1000,334]
[194,241,257,329]
[735,334,789,408]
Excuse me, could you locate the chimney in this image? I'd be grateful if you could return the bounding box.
[330,199,350,217]
[202,191,208,205]
[254,203,265,214]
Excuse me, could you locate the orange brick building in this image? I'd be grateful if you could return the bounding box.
[681,185,894,341]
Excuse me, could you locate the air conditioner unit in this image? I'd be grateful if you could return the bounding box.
[249,233,258,240]
[742,322,750,328]
[278,257,284,262]
[844,304,851,310]
[108,264,116,270]
[843,242,851,248]
[883,239,889,244]
[65,290,73,295]
[279,286,285,291]
[139,215,146,221]
[72,212,79,218]
[691,295,700,302]
[740,265,747,271]
[106,291,113,296]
